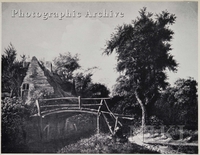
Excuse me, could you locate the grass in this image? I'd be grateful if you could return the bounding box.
[58,133,159,153]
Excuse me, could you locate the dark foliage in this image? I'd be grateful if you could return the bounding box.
[1,43,28,97]
[153,78,198,129]
[74,72,110,98]
[53,52,80,81]
[1,97,31,152]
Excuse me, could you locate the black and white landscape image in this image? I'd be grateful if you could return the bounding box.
[1,1,198,154]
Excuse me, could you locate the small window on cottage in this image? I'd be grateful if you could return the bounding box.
[22,83,29,90]
[21,83,29,100]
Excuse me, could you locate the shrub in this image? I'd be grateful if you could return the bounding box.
[153,78,198,129]
[58,133,159,153]
[1,97,30,152]
[148,115,164,126]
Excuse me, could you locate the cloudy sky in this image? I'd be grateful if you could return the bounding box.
[2,2,198,91]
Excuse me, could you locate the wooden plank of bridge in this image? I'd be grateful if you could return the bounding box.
[41,97,111,101]
[81,97,111,100]
[41,104,102,108]
[41,97,78,101]
[81,104,102,106]
[41,104,79,108]
[41,109,99,118]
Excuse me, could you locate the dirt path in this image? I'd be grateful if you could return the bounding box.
[128,133,198,154]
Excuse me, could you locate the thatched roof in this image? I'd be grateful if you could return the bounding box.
[22,56,76,100]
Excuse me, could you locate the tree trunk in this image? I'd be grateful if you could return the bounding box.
[135,90,147,131]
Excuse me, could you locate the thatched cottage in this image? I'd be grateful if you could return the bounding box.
[21,56,76,103]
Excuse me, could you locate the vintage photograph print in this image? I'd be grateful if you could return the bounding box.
[1,1,198,154]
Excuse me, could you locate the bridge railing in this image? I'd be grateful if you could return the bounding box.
[35,96,111,116]
[35,96,134,136]
[35,96,114,135]
[35,96,134,119]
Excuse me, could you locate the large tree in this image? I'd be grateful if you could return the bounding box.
[104,8,178,129]
[2,44,28,97]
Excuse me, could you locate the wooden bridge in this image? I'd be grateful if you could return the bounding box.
[33,96,134,138]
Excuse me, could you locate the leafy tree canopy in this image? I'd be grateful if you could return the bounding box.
[74,72,110,98]
[89,83,110,98]
[74,72,93,97]
[53,52,80,81]
[104,8,178,127]
[173,77,197,106]
[2,43,28,97]
[154,78,198,128]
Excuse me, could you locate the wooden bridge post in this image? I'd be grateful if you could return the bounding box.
[36,99,41,116]
[78,96,81,109]
[96,99,103,134]
[36,99,43,140]
[114,116,118,134]
[97,113,100,134]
